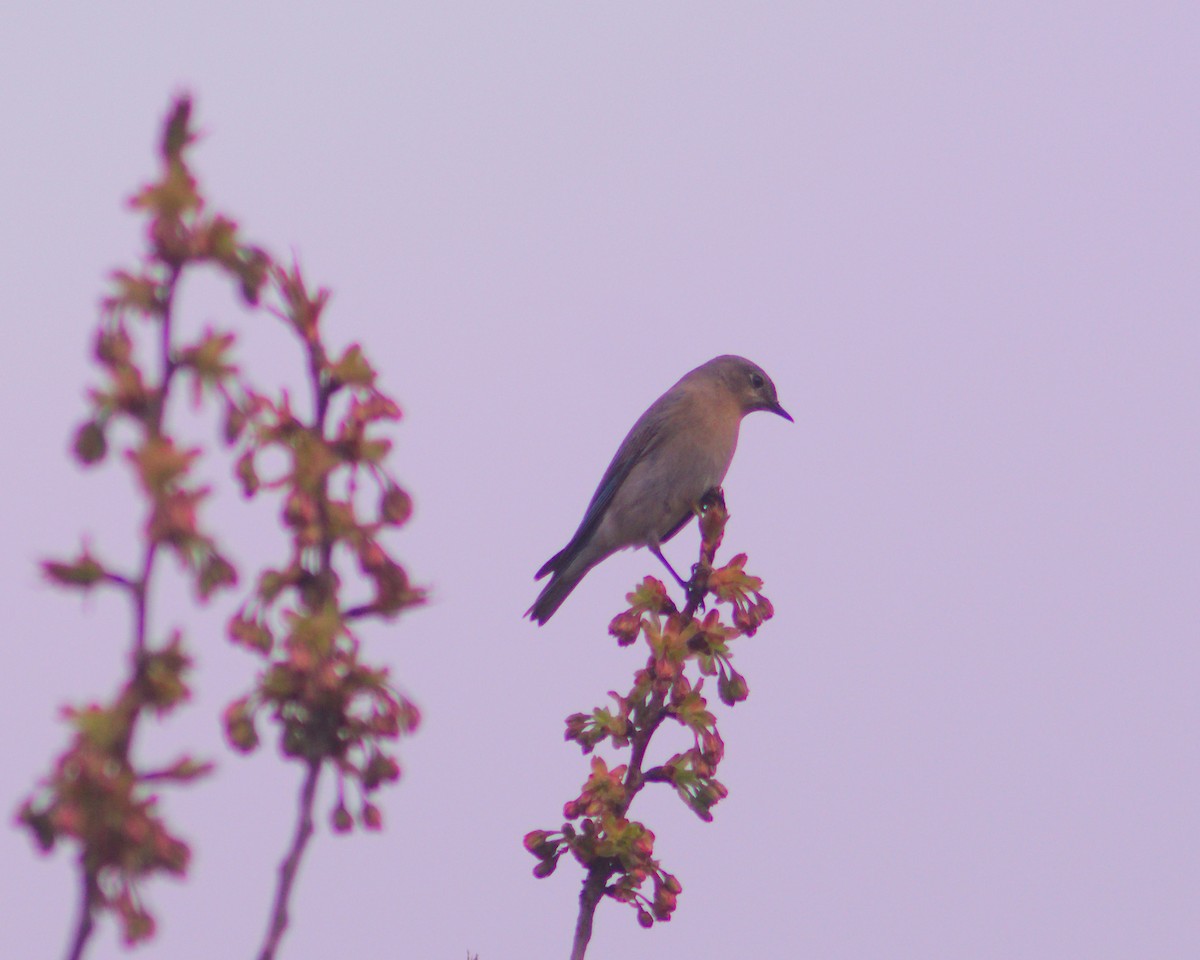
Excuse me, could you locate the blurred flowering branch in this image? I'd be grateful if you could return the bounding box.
[524,491,774,960]
[18,96,422,960]
[225,260,424,960]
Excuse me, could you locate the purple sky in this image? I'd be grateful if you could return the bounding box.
[3,5,1197,958]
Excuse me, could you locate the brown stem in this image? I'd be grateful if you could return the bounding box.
[131,263,180,658]
[255,283,335,960]
[257,759,322,960]
[304,322,337,604]
[149,263,182,434]
[102,571,137,590]
[569,492,728,959]
[131,545,158,659]
[61,266,187,960]
[343,602,378,621]
[570,864,615,960]
[63,869,97,960]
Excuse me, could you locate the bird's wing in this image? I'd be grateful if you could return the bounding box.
[535,391,681,580]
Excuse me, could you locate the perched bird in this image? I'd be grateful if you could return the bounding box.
[527,355,792,624]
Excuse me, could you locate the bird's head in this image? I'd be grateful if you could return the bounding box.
[706,355,793,422]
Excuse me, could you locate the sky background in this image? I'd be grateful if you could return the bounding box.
[2,4,1197,959]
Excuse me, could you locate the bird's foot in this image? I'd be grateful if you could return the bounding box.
[650,544,689,589]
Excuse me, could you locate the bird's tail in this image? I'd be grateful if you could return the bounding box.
[526,568,583,625]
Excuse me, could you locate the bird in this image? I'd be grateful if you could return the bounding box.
[527,355,792,624]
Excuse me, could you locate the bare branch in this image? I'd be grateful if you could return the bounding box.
[63,872,97,960]
[257,760,322,960]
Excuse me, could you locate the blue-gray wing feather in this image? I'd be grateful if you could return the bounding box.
[535,391,683,579]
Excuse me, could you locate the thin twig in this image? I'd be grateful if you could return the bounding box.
[255,290,336,960]
[343,602,379,621]
[102,571,137,590]
[64,270,183,960]
[256,759,322,960]
[570,692,668,958]
[131,545,159,660]
[131,264,179,659]
[63,869,97,960]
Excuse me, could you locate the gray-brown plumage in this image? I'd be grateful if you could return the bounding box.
[528,355,791,624]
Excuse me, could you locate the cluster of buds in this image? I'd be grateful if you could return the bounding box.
[18,640,209,944]
[224,612,419,832]
[528,494,776,935]
[524,768,682,929]
[219,258,423,833]
[129,96,269,295]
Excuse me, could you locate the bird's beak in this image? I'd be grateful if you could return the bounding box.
[768,400,794,423]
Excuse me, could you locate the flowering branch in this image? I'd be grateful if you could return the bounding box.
[19,95,423,960]
[222,228,424,960]
[524,491,775,959]
[18,97,256,957]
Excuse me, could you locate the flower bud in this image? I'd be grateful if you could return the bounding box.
[652,888,677,919]
[379,485,413,526]
[223,699,259,753]
[608,611,641,646]
[361,802,383,831]
[717,668,749,706]
[331,804,353,833]
[73,420,108,465]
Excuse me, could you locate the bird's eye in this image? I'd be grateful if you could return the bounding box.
[750,372,765,389]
